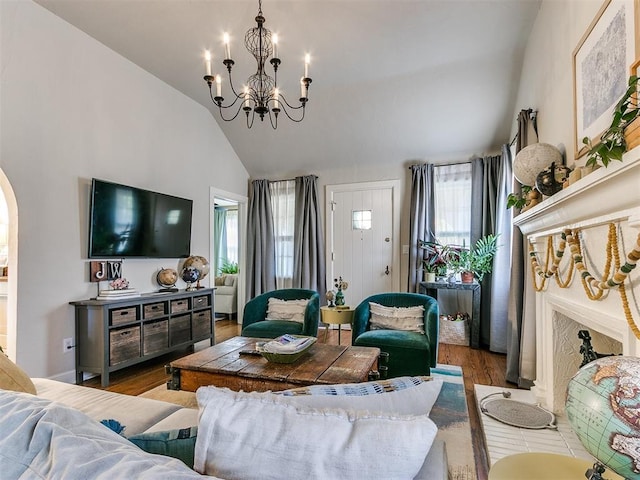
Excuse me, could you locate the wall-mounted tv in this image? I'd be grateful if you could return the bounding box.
[88,178,193,258]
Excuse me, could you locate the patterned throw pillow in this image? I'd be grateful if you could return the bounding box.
[279,375,432,396]
[369,302,425,334]
[273,376,443,417]
[265,298,309,323]
[128,427,198,468]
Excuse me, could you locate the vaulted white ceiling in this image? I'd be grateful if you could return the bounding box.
[35,0,541,178]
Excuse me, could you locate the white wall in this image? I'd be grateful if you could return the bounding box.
[510,0,602,161]
[0,1,249,378]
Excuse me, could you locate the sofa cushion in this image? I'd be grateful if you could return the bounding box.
[194,386,437,480]
[265,297,309,322]
[369,302,425,334]
[145,408,199,433]
[33,378,183,435]
[0,389,218,479]
[241,319,304,338]
[0,351,36,395]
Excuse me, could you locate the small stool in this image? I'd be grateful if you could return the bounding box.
[320,306,354,345]
[488,453,624,480]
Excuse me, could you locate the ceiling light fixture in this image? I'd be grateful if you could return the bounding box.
[202,0,312,129]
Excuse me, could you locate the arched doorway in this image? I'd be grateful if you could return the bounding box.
[0,170,17,360]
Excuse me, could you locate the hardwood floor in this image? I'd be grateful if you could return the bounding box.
[83,320,509,480]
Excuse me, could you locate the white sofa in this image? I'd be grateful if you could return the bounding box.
[0,376,450,479]
[214,274,237,317]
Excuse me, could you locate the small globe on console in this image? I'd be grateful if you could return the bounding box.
[156,268,178,292]
[182,255,210,289]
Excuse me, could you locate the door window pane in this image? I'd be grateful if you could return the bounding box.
[352,210,372,230]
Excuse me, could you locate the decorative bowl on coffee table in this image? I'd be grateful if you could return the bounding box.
[260,335,317,364]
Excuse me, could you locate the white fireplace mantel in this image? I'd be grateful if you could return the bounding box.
[513,147,640,412]
[514,147,640,237]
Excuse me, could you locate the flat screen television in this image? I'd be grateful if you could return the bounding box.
[88,178,193,258]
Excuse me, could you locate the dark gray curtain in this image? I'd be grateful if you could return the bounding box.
[506,109,535,386]
[293,175,326,294]
[247,179,276,298]
[471,150,513,352]
[408,164,435,292]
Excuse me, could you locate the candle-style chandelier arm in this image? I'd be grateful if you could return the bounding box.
[204,81,246,122]
[276,95,307,123]
[204,74,243,112]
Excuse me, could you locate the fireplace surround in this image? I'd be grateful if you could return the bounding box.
[514,148,640,413]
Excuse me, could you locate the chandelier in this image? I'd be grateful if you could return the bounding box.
[202,0,312,129]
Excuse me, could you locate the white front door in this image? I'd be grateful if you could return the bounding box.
[326,180,400,307]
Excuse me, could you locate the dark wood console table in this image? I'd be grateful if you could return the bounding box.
[70,288,215,387]
[419,280,481,349]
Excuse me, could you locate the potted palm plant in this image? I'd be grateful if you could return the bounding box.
[447,234,499,283]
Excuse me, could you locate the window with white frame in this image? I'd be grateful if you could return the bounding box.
[433,163,472,248]
[269,180,296,288]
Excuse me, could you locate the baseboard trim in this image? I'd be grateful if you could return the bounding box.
[46,369,96,385]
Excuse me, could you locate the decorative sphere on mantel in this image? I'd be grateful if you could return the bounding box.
[566,356,640,479]
[513,143,563,186]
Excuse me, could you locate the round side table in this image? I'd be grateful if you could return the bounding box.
[320,306,355,345]
[488,453,624,480]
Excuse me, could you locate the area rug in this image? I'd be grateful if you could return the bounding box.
[139,364,476,480]
[431,364,477,480]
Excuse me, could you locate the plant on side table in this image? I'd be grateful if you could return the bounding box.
[447,234,499,283]
[418,240,450,282]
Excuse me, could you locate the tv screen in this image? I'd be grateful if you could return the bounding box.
[88,179,193,258]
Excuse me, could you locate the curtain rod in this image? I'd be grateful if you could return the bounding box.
[407,160,473,169]
[251,174,318,183]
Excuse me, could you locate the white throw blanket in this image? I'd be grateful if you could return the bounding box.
[0,390,220,479]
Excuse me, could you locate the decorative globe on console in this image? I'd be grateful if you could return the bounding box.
[566,356,640,479]
[181,266,200,291]
[182,255,210,289]
[156,268,178,292]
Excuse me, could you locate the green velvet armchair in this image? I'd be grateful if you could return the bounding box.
[352,293,439,378]
[241,289,320,339]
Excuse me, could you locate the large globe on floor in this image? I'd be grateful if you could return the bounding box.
[156,268,178,289]
[566,356,640,479]
[182,255,210,281]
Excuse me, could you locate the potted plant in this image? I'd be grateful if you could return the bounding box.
[418,240,450,282]
[446,234,499,283]
[218,260,238,275]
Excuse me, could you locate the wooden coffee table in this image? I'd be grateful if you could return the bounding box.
[167,336,380,392]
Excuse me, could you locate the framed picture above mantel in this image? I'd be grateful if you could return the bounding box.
[573,0,640,159]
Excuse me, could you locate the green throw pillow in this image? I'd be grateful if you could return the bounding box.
[128,426,197,467]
